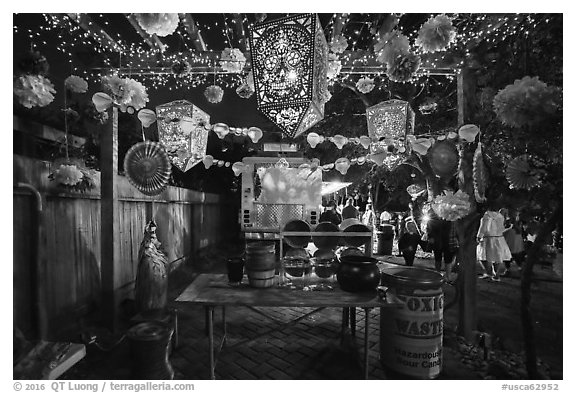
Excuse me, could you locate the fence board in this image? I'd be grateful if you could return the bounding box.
[13,155,235,339]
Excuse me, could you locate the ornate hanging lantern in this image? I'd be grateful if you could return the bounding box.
[155,100,210,172]
[249,13,329,138]
[366,99,415,170]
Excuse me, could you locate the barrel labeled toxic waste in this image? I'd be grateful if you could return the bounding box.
[245,241,276,288]
[379,266,444,379]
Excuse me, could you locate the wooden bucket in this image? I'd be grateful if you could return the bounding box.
[245,242,276,288]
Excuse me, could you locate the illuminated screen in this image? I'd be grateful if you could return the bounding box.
[256,167,321,208]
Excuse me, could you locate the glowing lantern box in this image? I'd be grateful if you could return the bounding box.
[366,99,415,169]
[156,100,210,172]
[249,13,328,139]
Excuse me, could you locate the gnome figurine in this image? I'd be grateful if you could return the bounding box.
[134,220,169,313]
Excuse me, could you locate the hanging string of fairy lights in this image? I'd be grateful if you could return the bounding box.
[13,13,555,93]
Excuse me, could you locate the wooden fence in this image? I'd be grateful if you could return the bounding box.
[13,154,237,340]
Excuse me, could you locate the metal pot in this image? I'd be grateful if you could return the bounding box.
[337,255,381,292]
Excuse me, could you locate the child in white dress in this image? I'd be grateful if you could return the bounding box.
[476,209,512,281]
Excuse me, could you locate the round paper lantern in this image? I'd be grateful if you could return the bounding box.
[92,92,113,113]
[307,132,322,148]
[123,141,171,196]
[458,124,480,142]
[137,109,156,128]
[428,140,459,178]
[212,123,230,139]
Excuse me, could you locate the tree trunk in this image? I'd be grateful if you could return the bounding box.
[456,212,481,340]
[520,207,561,379]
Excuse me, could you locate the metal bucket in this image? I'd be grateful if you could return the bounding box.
[127,321,174,380]
[245,242,276,288]
[379,266,444,379]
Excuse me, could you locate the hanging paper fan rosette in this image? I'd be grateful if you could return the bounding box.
[473,142,488,203]
[124,141,172,196]
[505,155,543,190]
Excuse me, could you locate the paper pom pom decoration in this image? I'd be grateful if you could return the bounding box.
[406,183,426,199]
[505,155,543,190]
[123,141,171,196]
[327,53,342,79]
[134,13,179,37]
[171,59,191,76]
[458,124,480,142]
[356,77,375,94]
[375,31,410,66]
[14,75,56,108]
[493,76,561,128]
[65,75,88,93]
[431,190,472,221]
[236,83,254,99]
[387,51,421,82]
[473,143,488,203]
[48,160,96,193]
[101,75,149,112]
[415,14,456,53]
[330,35,348,54]
[220,48,247,73]
[428,140,459,178]
[18,51,49,75]
[52,164,83,186]
[204,85,224,104]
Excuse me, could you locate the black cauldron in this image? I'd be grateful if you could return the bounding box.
[337,255,381,292]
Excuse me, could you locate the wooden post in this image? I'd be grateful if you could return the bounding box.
[100,106,121,331]
[456,67,479,341]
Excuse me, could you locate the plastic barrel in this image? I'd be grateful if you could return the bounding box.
[377,224,395,255]
[312,222,340,250]
[379,266,444,379]
[127,321,174,380]
[245,242,276,288]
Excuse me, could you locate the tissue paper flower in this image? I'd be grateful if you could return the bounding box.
[204,85,224,104]
[52,164,84,186]
[387,52,421,83]
[375,31,410,66]
[415,14,456,53]
[14,74,56,108]
[493,76,561,128]
[65,75,88,93]
[134,13,179,37]
[101,75,149,112]
[356,77,375,94]
[220,48,246,73]
[330,35,348,54]
[327,53,342,80]
[431,190,472,221]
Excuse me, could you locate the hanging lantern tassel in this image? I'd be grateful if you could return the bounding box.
[247,127,263,143]
[335,157,351,175]
[202,155,214,169]
[473,143,488,203]
[92,92,113,113]
[137,108,157,128]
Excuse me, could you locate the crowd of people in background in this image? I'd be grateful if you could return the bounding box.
[318,196,561,284]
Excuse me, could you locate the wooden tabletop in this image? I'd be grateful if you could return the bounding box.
[176,274,396,308]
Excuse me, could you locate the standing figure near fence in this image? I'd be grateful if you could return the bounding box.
[342,197,359,220]
[477,207,512,282]
[425,210,459,281]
